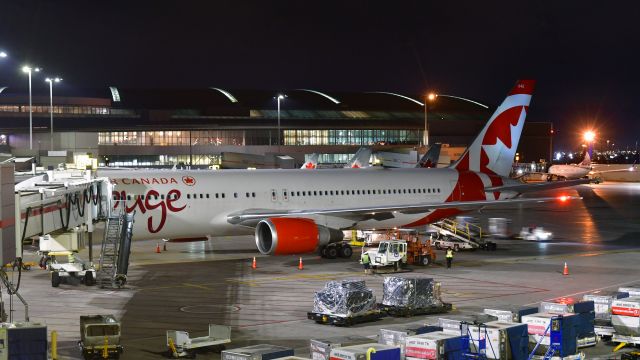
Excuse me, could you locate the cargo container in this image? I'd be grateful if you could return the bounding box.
[583,291,629,320]
[379,326,442,357]
[483,306,538,323]
[539,299,594,314]
[405,331,468,360]
[310,336,372,360]
[521,313,595,357]
[464,321,528,360]
[619,285,640,297]
[0,322,47,360]
[222,344,295,360]
[437,315,498,335]
[330,343,401,360]
[611,297,640,336]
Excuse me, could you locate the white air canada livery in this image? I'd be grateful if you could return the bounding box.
[102,80,590,256]
[301,147,372,170]
[548,152,592,179]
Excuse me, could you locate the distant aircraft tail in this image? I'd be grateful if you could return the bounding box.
[301,153,319,169]
[416,143,442,168]
[450,80,535,177]
[579,151,591,167]
[346,147,372,168]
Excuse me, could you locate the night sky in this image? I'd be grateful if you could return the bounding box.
[0,1,639,149]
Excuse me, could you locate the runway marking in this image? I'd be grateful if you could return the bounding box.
[182,282,213,291]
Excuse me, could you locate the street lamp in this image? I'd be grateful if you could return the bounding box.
[45,77,62,151]
[276,94,286,150]
[423,92,436,146]
[22,66,41,150]
[0,51,7,58]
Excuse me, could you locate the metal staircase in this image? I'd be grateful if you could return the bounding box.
[97,206,134,289]
[431,218,496,250]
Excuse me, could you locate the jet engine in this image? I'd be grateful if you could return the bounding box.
[255,218,344,255]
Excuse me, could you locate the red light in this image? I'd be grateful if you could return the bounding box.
[559,196,568,202]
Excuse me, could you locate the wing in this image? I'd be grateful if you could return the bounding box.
[226,195,581,226]
[485,178,593,193]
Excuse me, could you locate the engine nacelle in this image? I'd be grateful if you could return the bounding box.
[255,218,344,255]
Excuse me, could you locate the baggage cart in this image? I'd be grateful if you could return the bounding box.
[222,344,294,360]
[167,324,231,358]
[307,309,382,326]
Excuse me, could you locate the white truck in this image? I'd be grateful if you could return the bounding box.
[363,240,408,271]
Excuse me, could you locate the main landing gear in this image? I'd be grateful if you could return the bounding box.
[319,243,353,259]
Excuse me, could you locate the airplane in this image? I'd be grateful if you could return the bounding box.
[100,80,590,257]
[416,143,442,168]
[547,151,592,179]
[346,147,372,168]
[547,151,636,180]
[302,147,371,169]
[301,153,319,169]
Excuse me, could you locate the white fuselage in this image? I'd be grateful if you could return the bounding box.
[548,165,590,179]
[99,168,516,241]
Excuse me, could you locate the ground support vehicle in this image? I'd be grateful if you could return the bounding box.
[45,251,95,287]
[362,234,436,272]
[520,226,554,241]
[78,315,123,359]
[307,309,383,326]
[430,218,497,251]
[167,324,231,358]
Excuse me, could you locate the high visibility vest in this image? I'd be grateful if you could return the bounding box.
[446,250,453,259]
[361,253,370,264]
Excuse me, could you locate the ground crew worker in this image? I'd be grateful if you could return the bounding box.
[446,247,454,268]
[361,251,371,274]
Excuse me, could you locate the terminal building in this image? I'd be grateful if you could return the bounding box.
[0,86,553,168]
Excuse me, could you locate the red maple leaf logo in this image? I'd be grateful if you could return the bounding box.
[182,176,196,186]
[304,162,316,169]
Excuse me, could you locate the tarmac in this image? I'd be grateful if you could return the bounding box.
[5,182,640,359]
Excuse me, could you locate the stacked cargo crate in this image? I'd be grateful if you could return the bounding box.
[611,297,640,343]
[405,331,468,360]
[583,291,629,338]
[378,326,442,357]
[464,321,529,360]
[330,343,401,360]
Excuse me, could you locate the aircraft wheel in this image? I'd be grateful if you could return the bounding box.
[51,272,61,288]
[326,247,338,259]
[339,246,353,258]
[319,246,328,258]
[420,256,430,266]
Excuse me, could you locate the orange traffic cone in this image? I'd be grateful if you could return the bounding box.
[252,257,257,269]
[155,243,161,254]
[563,262,569,276]
[298,257,304,270]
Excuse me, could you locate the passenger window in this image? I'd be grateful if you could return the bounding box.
[206,194,209,199]
[234,193,238,198]
[303,191,306,196]
[246,192,250,198]
[283,190,289,201]
[367,190,371,195]
[297,191,301,196]
[438,188,441,193]
[215,193,219,198]
[314,191,317,196]
[324,191,328,195]
[252,192,256,197]
[187,194,191,199]
[222,193,225,198]
[341,190,345,195]
[271,190,277,201]
[330,191,334,195]
[199,194,203,199]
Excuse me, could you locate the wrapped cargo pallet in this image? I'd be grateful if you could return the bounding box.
[465,321,529,360]
[619,285,640,297]
[611,297,640,336]
[483,306,537,323]
[379,326,442,357]
[539,298,595,314]
[313,279,376,317]
[330,343,401,360]
[583,291,629,320]
[222,345,294,360]
[310,336,372,360]
[382,276,443,309]
[405,331,468,360]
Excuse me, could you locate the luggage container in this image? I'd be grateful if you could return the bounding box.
[330,343,401,360]
[309,279,381,326]
[437,315,498,335]
[620,285,640,297]
[611,297,640,336]
[464,321,529,360]
[0,322,47,360]
[379,326,441,357]
[222,344,294,360]
[539,298,594,314]
[310,336,372,360]
[405,331,468,360]
[583,291,629,320]
[483,306,538,323]
[521,313,595,357]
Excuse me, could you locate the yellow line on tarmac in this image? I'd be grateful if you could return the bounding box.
[182,283,213,291]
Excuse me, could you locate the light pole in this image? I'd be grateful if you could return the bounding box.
[276,94,286,151]
[0,51,7,58]
[45,77,62,151]
[22,66,41,150]
[423,92,436,146]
